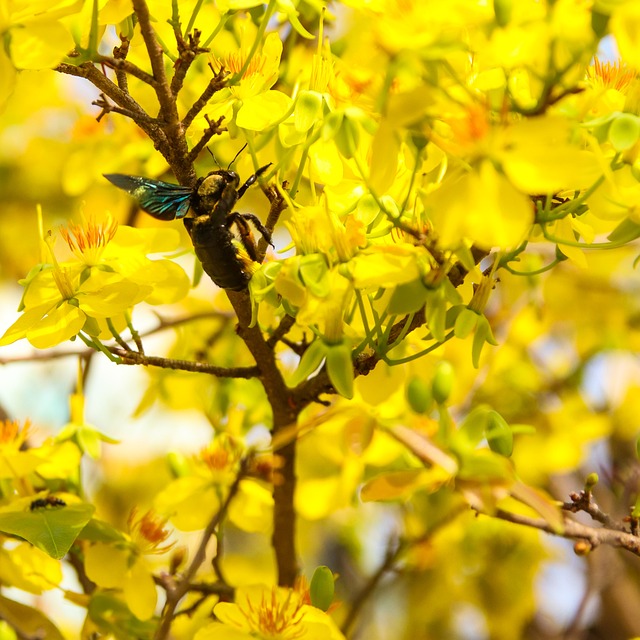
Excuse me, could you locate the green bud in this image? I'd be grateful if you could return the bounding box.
[295,90,324,133]
[388,279,430,315]
[608,113,640,151]
[407,376,433,414]
[322,110,344,141]
[493,0,512,26]
[310,566,335,611]
[298,254,331,297]
[326,342,354,399]
[485,411,513,457]
[167,452,191,478]
[584,472,599,492]
[335,114,360,159]
[432,361,455,405]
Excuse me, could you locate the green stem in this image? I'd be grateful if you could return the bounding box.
[536,175,605,222]
[125,311,144,354]
[383,331,454,366]
[154,31,178,63]
[107,318,130,350]
[203,13,229,48]
[78,333,122,364]
[230,0,277,84]
[503,258,560,276]
[386,312,415,351]
[183,0,204,36]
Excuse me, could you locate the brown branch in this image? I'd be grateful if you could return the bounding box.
[56,62,150,122]
[266,315,296,349]
[488,509,640,556]
[112,348,260,378]
[171,30,209,97]
[92,93,164,124]
[341,538,403,636]
[99,55,157,87]
[130,0,195,185]
[227,290,300,587]
[563,489,624,531]
[112,35,130,91]
[154,458,249,640]
[187,114,226,164]
[182,66,228,129]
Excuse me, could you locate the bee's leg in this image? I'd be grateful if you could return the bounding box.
[183,217,194,239]
[236,163,272,199]
[237,213,273,246]
[229,213,259,261]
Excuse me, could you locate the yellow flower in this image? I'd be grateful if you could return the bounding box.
[85,510,174,621]
[209,31,292,132]
[194,584,345,640]
[2,0,80,70]
[0,217,189,349]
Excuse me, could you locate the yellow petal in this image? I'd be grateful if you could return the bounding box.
[123,560,157,620]
[236,91,293,131]
[26,302,85,349]
[85,544,129,588]
[9,21,74,69]
[228,480,273,533]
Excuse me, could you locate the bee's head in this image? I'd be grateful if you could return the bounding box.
[197,170,240,200]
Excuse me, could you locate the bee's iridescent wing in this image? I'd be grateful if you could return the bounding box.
[104,174,193,220]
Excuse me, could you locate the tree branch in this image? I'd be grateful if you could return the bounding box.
[182,66,228,129]
[112,348,260,378]
[187,114,226,164]
[155,458,249,640]
[487,508,640,556]
[130,0,195,185]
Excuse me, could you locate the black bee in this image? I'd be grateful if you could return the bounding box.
[104,165,273,291]
[30,496,66,510]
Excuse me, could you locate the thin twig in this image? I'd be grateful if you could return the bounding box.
[562,490,624,531]
[266,315,296,349]
[171,30,209,97]
[182,66,228,129]
[487,509,640,556]
[112,348,260,378]
[154,458,249,640]
[187,114,226,163]
[112,36,131,92]
[99,56,157,86]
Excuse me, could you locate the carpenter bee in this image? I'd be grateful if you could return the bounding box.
[104,164,273,291]
[30,496,66,510]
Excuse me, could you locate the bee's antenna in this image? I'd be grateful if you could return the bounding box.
[205,147,222,169]
[228,143,248,169]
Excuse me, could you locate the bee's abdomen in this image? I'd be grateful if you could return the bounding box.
[189,218,252,291]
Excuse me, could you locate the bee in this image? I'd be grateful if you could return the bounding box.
[30,496,66,510]
[104,164,273,291]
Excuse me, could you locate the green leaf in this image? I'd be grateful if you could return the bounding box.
[310,566,335,611]
[78,518,127,544]
[0,595,64,640]
[0,504,95,559]
[88,591,157,637]
[608,113,640,151]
